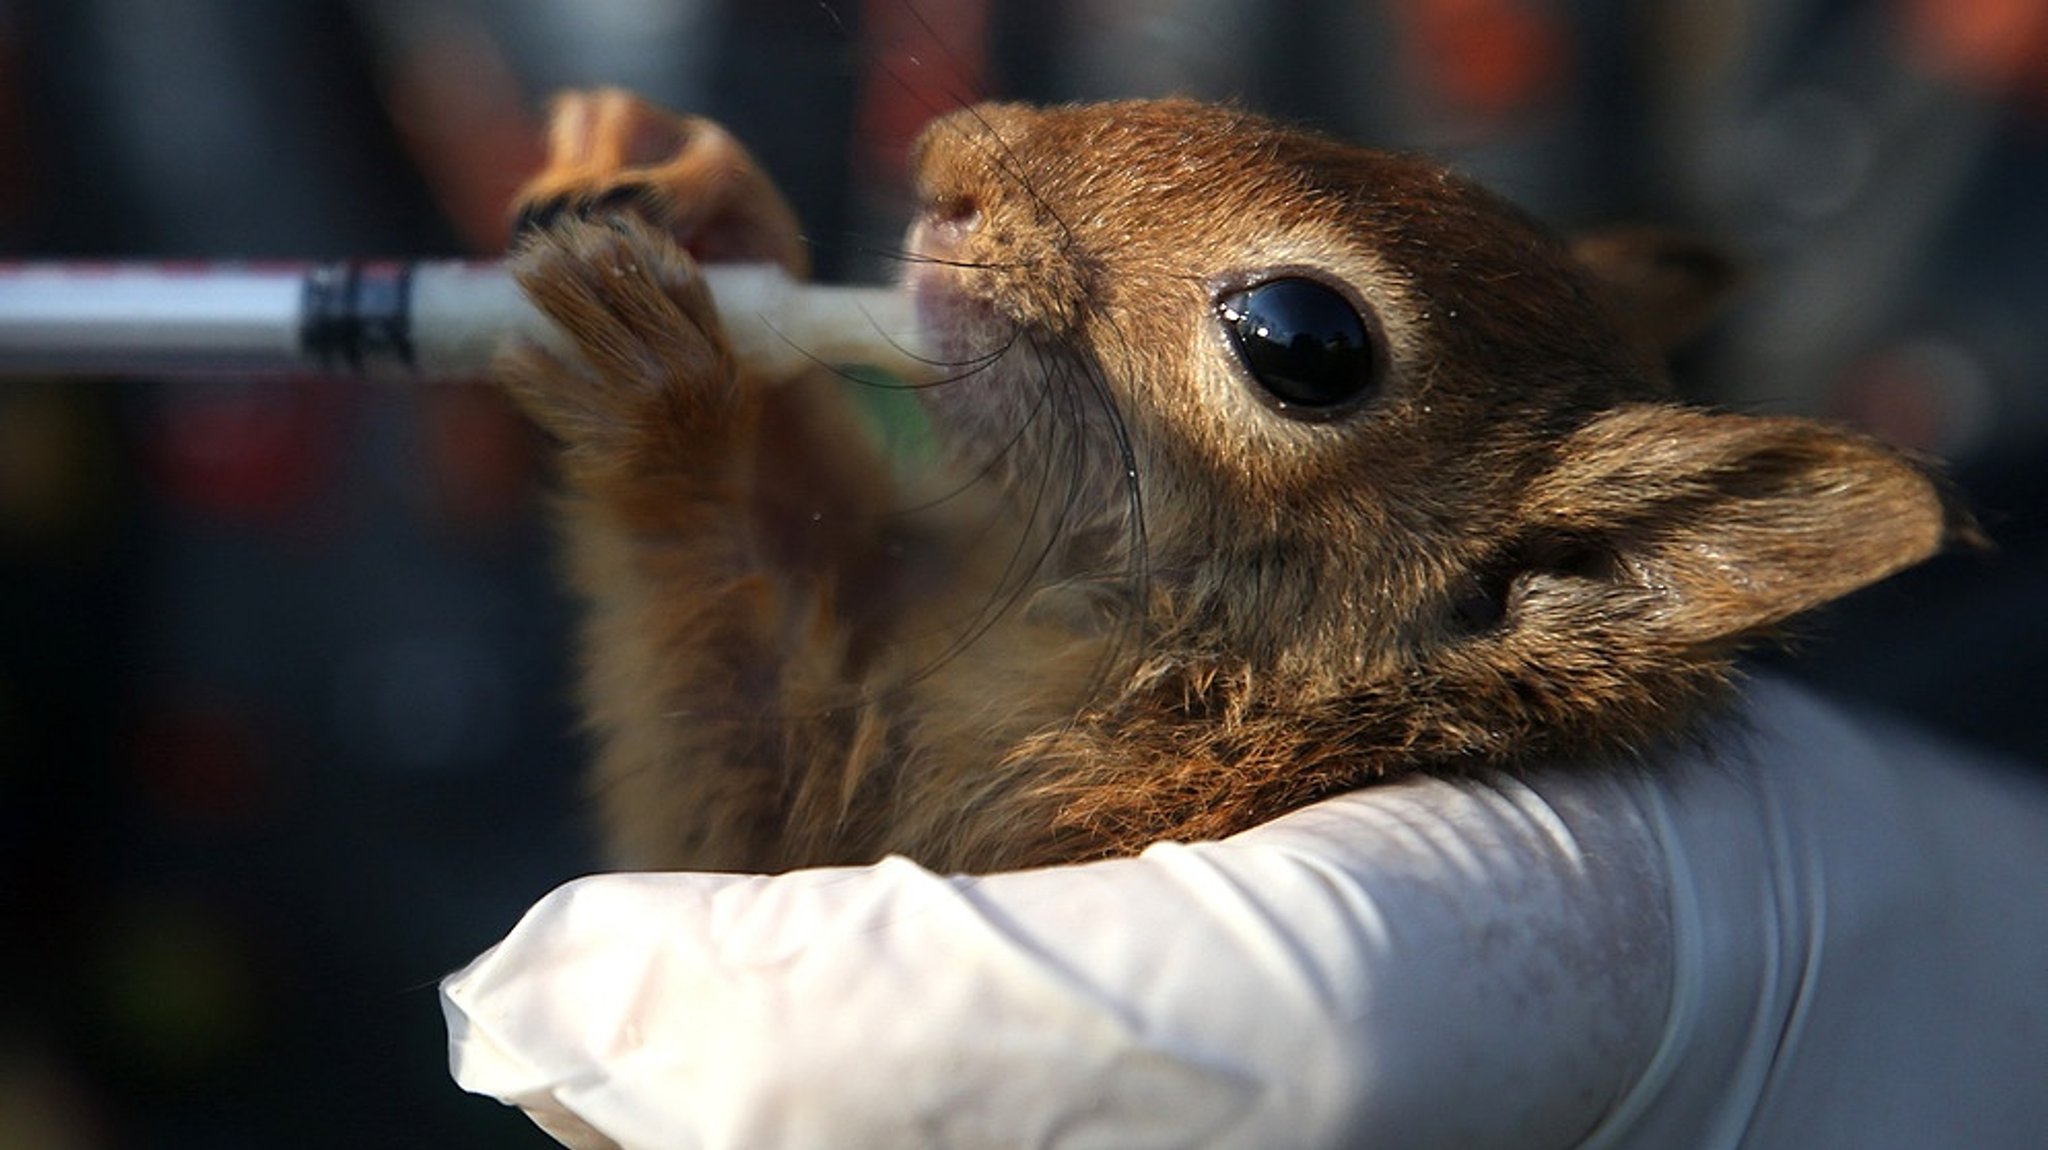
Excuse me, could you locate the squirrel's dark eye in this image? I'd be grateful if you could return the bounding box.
[1218,277,1378,413]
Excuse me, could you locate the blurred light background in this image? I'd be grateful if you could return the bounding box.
[0,1,2042,1145]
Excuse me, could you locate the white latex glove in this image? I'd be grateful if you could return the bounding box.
[441,678,2048,1149]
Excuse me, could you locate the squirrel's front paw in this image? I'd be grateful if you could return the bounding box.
[499,214,739,461]
[511,89,807,276]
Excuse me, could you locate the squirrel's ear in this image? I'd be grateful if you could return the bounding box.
[1570,227,1742,355]
[1475,405,1972,659]
[1420,405,1973,769]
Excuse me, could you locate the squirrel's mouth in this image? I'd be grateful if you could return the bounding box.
[900,221,1013,373]
[899,209,1137,511]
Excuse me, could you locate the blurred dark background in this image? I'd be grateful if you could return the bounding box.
[0,0,2041,1145]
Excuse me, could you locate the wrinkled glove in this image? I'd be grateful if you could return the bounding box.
[442,679,2048,1148]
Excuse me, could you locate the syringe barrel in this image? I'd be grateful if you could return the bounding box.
[0,261,925,382]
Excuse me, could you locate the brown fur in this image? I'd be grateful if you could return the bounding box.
[496,92,1970,873]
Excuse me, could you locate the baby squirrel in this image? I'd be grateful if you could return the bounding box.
[498,91,1971,873]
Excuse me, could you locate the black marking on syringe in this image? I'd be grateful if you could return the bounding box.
[301,263,350,372]
[301,261,415,374]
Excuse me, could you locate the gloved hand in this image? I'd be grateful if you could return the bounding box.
[440,678,2048,1149]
